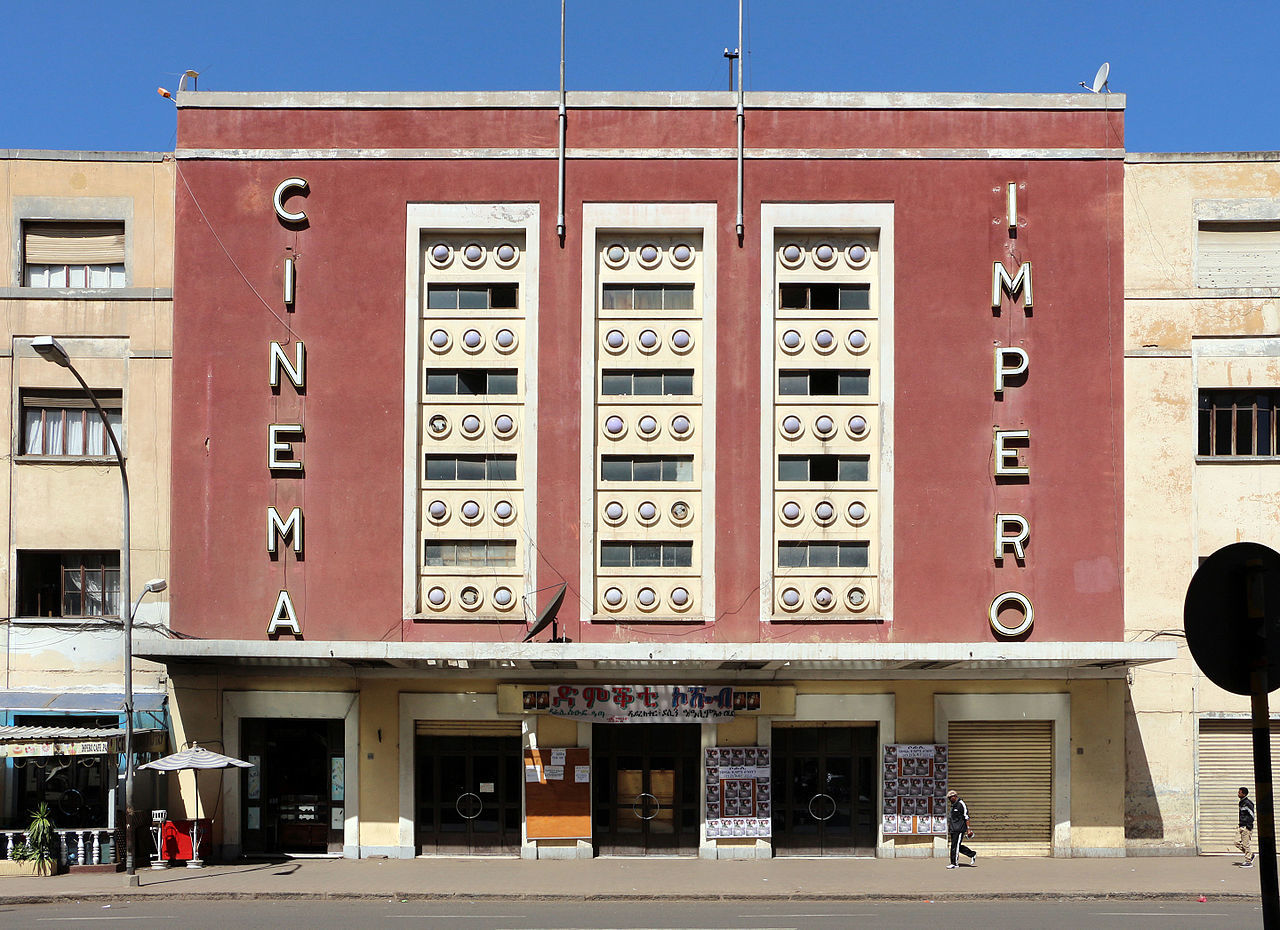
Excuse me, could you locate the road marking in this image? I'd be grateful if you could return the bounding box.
[738,915,877,919]
[37,918,177,922]
[1092,913,1228,918]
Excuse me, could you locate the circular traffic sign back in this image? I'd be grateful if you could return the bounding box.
[1184,542,1280,695]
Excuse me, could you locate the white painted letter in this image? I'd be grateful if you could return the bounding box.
[273,178,308,224]
[993,429,1029,477]
[268,424,305,471]
[992,260,1033,310]
[267,590,302,635]
[267,506,304,556]
[270,341,306,391]
[284,256,296,307]
[989,591,1034,637]
[994,346,1029,394]
[994,513,1030,561]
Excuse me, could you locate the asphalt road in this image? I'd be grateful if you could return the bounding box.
[0,899,1261,929]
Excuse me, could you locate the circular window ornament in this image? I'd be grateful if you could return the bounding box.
[780,501,803,525]
[429,329,452,353]
[602,586,626,611]
[461,329,484,353]
[669,586,692,611]
[460,500,483,524]
[847,501,869,525]
[461,243,486,267]
[670,329,694,353]
[494,500,516,524]
[670,414,693,439]
[989,591,1034,637]
[603,500,626,525]
[637,501,659,525]
[781,415,804,438]
[812,586,835,611]
[637,329,660,353]
[780,329,804,354]
[494,242,520,268]
[493,414,516,439]
[604,329,627,353]
[670,500,692,526]
[848,329,869,354]
[429,243,453,268]
[603,415,627,439]
[813,243,837,268]
[493,586,515,610]
[637,415,659,438]
[428,414,451,438]
[814,329,835,353]
[427,499,450,524]
[637,243,662,268]
[426,586,449,609]
[780,243,804,268]
[459,584,483,611]
[604,243,629,268]
[670,243,694,268]
[846,414,869,439]
[814,500,836,525]
[460,414,484,438]
[494,328,518,353]
[845,242,871,268]
[847,585,870,612]
[779,587,803,611]
[636,586,659,611]
[814,415,836,439]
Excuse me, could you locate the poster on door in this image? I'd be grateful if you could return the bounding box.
[704,747,771,838]
[880,743,947,836]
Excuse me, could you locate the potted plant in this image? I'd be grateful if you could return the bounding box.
[6,803,57,876]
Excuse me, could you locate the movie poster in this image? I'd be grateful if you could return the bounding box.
[881,743,947,836]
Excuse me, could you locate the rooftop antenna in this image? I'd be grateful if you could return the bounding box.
[1079,61,1110,93]
[723,47,739,91]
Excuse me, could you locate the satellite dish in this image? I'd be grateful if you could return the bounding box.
[523,582,567,643]
[1079,62,1110,94]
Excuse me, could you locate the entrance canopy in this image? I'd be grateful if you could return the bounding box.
[0,726,167,758]
[138,639,1176,679]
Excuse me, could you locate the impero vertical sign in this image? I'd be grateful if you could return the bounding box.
[265,178,308,637]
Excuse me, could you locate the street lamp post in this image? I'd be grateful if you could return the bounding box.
[32,336,163,880]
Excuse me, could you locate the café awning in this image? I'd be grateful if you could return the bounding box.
[0,726,167,758]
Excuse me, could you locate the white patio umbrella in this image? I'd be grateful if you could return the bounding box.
[139,743,253,866]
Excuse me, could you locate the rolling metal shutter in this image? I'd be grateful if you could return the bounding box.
[414,720,522,736]
[1197,719,1280,852]
[1197,222,1280,288]
[948,720,1053,856]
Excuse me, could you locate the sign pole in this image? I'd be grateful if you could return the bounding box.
[1249,560,1280,928]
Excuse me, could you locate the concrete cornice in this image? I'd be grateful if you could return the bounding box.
[176,90,1125,111]
[1127,151,1280,163]
[0,150,169,162]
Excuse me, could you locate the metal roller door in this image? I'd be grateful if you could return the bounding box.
[1197,719,1280,852]
[948,720,1053,856]
[415,720,522,737]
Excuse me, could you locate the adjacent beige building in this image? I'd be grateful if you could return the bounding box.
[0,152,173,861]
[1126,151,1280,853]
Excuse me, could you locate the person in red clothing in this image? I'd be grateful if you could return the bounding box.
[946,789,976,868]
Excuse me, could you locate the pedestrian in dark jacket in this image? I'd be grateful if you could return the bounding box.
[946,789,976,868]
[1237,786,1256,866]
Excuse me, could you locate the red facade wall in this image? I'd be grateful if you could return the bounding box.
[171,102,1124,645]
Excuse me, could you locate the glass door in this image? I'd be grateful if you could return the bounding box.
[415,734,521,855]
[592,724,700,855]
[772,726,877,855]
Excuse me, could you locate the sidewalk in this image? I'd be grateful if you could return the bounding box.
[0,853,1264,905]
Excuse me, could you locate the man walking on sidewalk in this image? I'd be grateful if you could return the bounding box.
[1237,786,1256,866]
[946,788,976,868]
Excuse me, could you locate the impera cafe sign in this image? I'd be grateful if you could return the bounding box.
[523,685,761,722]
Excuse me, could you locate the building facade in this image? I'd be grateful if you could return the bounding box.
[1125,151,1280,854]
[145,91,1170,860]
[0,151,174,861]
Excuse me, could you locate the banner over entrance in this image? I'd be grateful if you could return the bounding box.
[525,685,758,723]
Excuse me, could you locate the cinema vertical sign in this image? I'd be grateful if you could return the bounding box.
[265,178,308,637]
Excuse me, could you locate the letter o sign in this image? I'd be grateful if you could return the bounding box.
[989,591,1033,637]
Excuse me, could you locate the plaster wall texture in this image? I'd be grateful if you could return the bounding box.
[1124,157,1280,851]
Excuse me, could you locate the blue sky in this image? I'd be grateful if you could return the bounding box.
[6,0,1276,153]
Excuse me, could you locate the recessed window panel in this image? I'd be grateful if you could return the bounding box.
[1199,389,1280,457]
[600,455,695,482]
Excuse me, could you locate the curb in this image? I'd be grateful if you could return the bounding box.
[0,890,1260,905]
